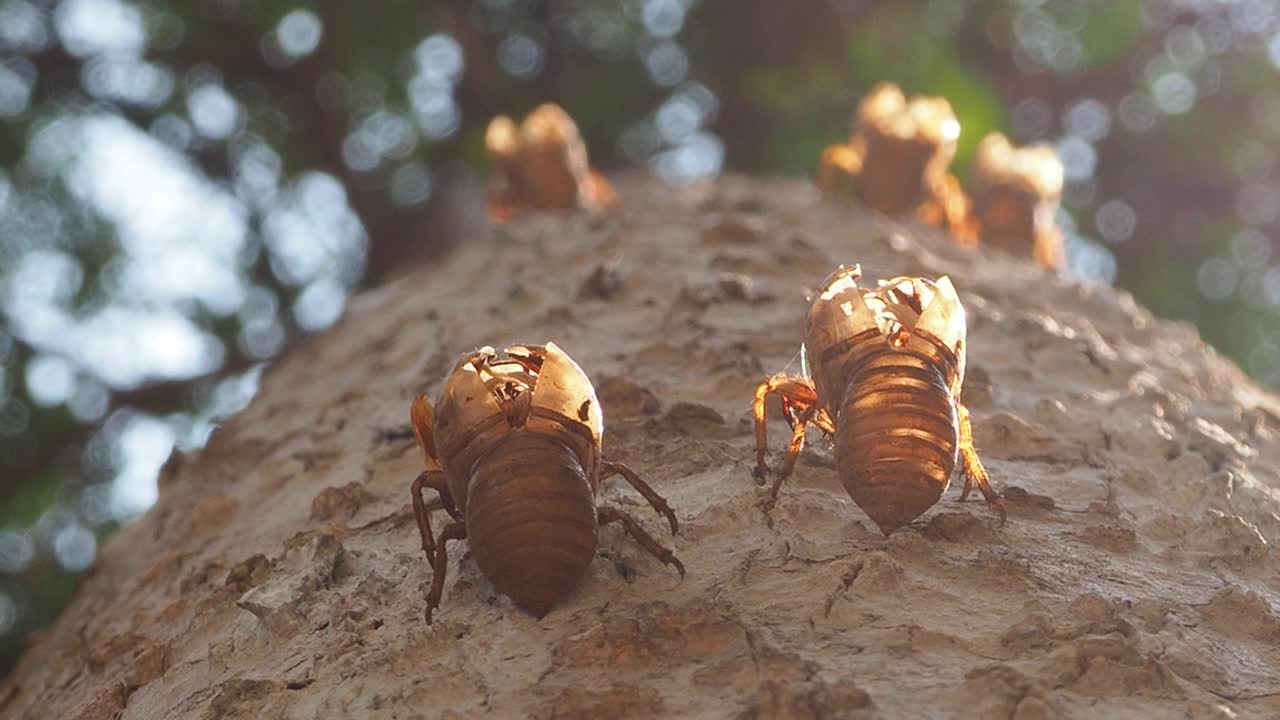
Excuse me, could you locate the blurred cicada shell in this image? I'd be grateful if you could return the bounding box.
[969,133,1066,270]
[485,103,619,224]
[819,83,972,240]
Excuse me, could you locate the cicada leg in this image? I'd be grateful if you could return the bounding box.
[597,506,684,577]
[599,460,679,536]
[956,403,1007,525]
[423,522,468,624]
[752,373,834,497]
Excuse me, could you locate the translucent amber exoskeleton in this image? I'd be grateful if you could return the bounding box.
[752,265,1005,535]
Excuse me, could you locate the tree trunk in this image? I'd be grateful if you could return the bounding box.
[4,175,1280,719]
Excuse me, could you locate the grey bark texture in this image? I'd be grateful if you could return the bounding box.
[4,175,1280,719]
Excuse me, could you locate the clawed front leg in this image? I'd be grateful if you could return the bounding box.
[597,506,685,577]
[599,460,679,535]
[752,373,834,498]
[411,470,460,569]
[956,403,1007,525]
[409,395,462,568]
[424,521,468,624]
[769,404,817,503]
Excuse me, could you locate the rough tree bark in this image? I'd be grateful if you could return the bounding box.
[4,175,1280,719]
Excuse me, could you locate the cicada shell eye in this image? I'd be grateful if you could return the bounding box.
[815,264,863,301]
[437,356,507,450]
[503,344,547,373]
[529,342,603,445]
[464,346,499,369]
[913,275,967,380]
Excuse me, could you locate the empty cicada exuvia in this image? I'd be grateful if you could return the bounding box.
[485,103,619,224]
[753,265,1006,535]
[969,132,1066,271]
[818,83,975,243]
[409,342,683,623]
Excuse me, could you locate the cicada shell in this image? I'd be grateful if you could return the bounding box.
[409,342,681,622]
[970,132,1065,270]
[484,103,619,224]
[753,265,1004,535]
[818,83,963,220]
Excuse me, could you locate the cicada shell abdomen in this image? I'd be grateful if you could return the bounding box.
[806,268,968,534]
[466,432,598,617]
[432,343,604,617]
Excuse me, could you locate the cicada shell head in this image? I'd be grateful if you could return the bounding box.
[522,341,604,481]
[803,264,878,405]
[434,349,507,454]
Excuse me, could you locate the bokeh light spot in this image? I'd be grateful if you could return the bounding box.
[1064,99,1111,143]
[1263,266,1280,306]
[414,34,464,84]
[1152,72,1196,114]
[0,531,35,574]
[1013,97,1052,140]
[642,0,686,39]
[69,379,110,423]
[1095,200,1136,244]
[276,9,323,60]
[1118,93,1156,133]
[0,592,15,635]
[187,84,241,140]
[498,34,543,78]
[0,61,34,118]
[0,0,50,53]
[1232,229,1273,268]
[390,162,432,207]
[1198,257,1239,300]
[54,0,145,58]
[1055,136,1096,183]
[25,354,76,408]
[645,41,688,87]
[52,524,96,572]
[293,279,346,331]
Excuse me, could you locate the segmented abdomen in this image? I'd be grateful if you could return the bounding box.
[835,346,959,535]
[465,432,598,618]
